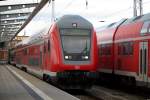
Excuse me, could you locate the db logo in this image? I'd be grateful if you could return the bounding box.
[75,65,80,70]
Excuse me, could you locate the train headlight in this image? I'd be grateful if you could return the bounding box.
[82,56,88,59]
[85,56,88,59]
[65,56,69,59]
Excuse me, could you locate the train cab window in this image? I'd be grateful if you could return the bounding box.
[100,44,111,55]
[118,42,133,55]
[140,21,150,35]
[60,29,91,61]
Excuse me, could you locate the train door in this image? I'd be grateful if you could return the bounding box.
[43,40,50,70]
[43,42,47,70]
[40,46,43,67]
[139,42,148,83]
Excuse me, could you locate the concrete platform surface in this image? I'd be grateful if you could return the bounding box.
[0,65,79,100]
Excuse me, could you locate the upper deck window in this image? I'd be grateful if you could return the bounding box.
[24,48,28,55]
[118,42,133,55]
[99,44,112,56]
[140,21,150,35]
[60,29,90,36]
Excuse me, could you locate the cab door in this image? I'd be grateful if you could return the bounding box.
[43,42,47,70]
[139,42,148,83]
[40,45,43,67]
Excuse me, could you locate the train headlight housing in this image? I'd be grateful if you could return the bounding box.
[84,56,88,59]
[82,56,89,60]
[65,55,72,60]
[65,56,69,59]
[68,56,72,59]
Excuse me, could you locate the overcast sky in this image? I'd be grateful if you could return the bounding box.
[18,0,150,36]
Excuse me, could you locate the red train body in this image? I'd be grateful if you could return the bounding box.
[97,13,150,87]
[14,15,98,89]
[0,49,8,64]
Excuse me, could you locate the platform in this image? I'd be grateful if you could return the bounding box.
[0,65,79,100]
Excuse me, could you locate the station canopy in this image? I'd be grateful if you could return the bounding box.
[0,0,40,42]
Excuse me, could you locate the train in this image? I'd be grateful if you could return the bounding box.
[0,49,8,64]
[8,48,16,65]
[12,15,98,89]
[96,13,150,88]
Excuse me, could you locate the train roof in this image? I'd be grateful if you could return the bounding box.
[97,12,150,32]
[122,13,150,25]
[16,26,50,47]
[56,15,93,29]
[96,19,126,32]
[140,13,150,21]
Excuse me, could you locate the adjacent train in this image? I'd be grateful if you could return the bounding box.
[13,15,98,89]
[97,13,150,87]
[8,48,15,65]
[0,49,8,64]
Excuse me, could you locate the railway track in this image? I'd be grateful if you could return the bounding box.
[87,86,144,100]
[65,90,100,100]
[75,94,100,100]
[67,85,148,100]
[92,83,150,100]
[66,86,141,100]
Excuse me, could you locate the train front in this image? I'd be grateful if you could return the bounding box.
[55,15,98,89]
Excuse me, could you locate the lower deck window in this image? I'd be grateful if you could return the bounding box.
[99,44,112,56]
[118,42,133,55]
[29,58,39,66]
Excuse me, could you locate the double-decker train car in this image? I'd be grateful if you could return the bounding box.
[97,13,150,88]
[8,48,16,65]
[14,15,98,89]
[0,49,8,64]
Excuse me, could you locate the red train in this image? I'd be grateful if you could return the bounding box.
[14,15,98,89]
[97,13,150,87]
[0,49,8,64]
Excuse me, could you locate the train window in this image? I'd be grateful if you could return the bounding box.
[132,16,143,21]
[122,16,142,25]
[118,42,133,55]
[48,40,50,52]
[100,44,111,55]
[60,29,90,36]
[140,21,150,35]
[24,48,27,55]
[29,58,39,66]
[107,22,116,28]
[44,43,46,53]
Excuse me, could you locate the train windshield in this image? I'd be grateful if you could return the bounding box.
[60,29,91,61]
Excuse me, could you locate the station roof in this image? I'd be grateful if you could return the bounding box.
[0,0,40,42]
